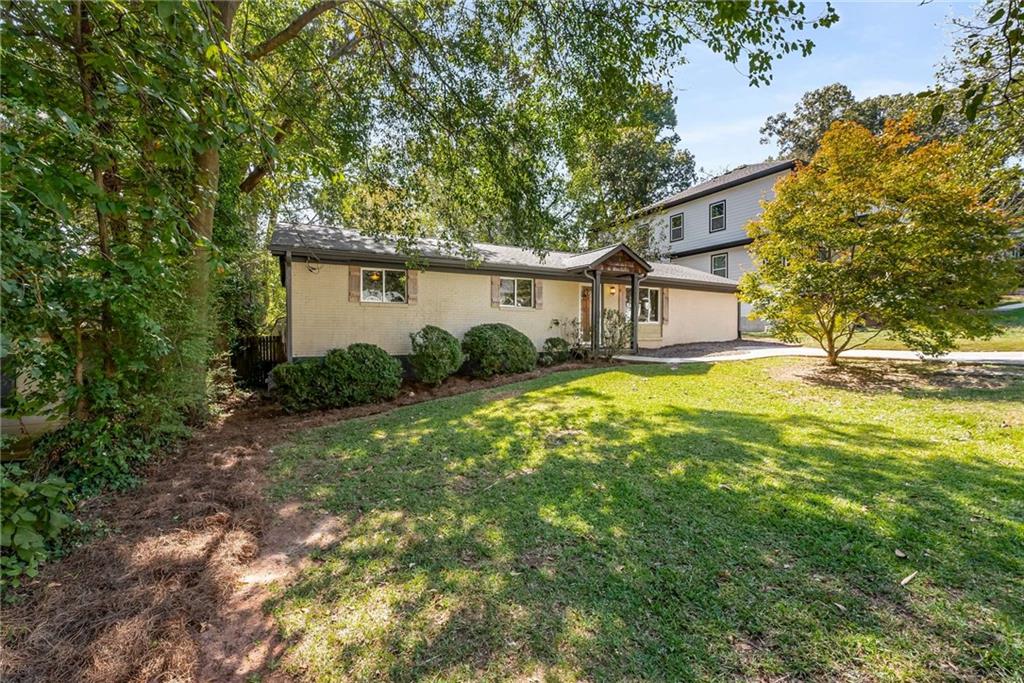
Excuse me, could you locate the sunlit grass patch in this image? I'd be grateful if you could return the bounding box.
[267,359,1024,681]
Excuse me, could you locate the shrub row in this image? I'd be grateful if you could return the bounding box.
[273,322,576,412]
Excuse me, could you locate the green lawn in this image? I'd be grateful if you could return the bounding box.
[749,308,1024,352]
[267,359,1024,681]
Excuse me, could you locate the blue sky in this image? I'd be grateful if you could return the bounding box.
[671,1,977,173]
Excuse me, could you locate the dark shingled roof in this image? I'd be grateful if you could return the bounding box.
[634,159,797,216]
[269,224,737,291]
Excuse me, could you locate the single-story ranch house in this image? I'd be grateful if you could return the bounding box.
[269,224,740,360]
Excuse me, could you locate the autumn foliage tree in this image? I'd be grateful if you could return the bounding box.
[740,116,1019,364]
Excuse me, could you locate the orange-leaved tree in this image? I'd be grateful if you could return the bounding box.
[740,115,1019,364]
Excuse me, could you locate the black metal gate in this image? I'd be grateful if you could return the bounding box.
[231,335,286,389]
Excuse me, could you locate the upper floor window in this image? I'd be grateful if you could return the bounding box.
[711,252,728,278]
[709,200,726,232]
[499,277,534,308]
[669,213,684,242]
[361,268,407,303]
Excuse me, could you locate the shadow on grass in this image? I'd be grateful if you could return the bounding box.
[266,362,1024,681]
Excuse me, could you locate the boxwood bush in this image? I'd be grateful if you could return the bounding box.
[540,337,571,366]
[409,325,463,385]
[272,343,402,412]
[462,323,537,378]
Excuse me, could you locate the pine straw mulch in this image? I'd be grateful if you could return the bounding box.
[769,357,1024,395]
[0,362,604,683]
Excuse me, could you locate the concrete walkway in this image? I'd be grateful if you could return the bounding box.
[995,302,1024,312]
[616,346,1024,366]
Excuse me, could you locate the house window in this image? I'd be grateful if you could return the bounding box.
[711,252,728,278]
[626,286,660,323]
[709,200,726,232]
[499,277,534,308]
[669,212,684,242]
[361,268,407,303]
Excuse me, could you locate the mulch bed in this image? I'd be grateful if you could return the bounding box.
[0,361,609,683]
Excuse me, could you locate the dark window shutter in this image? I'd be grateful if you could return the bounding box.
[349,266,361,302]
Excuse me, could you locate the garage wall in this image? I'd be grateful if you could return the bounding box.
[673,246,762,332]
[649,289,738,348]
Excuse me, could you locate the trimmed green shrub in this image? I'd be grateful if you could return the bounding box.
[462,323,537,378]
[271,343,402,412]
[409,325,464,385]
[272,360,322,412]
[542,337,571,364]
[343,343,403,404]
[1,464,74,590]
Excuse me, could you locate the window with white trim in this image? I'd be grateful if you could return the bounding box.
[709,200,726,232]
[361,268,407,303]
[499,277,534,308]
[711,252,728,278]
[669,212,684,242]
[626,286,660,323]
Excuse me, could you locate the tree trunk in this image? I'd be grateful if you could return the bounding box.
[184,0,238,418]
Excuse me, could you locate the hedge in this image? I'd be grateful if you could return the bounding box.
[409,325,464,385]
[461,323,537,378]
[272,343,402,412]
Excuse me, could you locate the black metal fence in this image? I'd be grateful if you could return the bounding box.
[231,335,285,389]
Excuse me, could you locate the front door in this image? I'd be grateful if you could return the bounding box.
[579,286,592,343]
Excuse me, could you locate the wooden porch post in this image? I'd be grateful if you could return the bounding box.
[630,272,640,353]
[591,269,602,353]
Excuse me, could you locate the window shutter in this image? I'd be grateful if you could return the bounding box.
[407,270,418,304]
[349,266,361,302]
[661,288,669,323]
[490,276,501,308]
[534,280,543,309]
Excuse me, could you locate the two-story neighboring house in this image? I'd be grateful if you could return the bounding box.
[636,159,796,332]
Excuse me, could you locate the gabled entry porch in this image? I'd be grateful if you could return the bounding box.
[564,244,653,353]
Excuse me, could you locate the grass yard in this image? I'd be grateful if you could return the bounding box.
[267,359,1024,681]
[749,308,1024,352]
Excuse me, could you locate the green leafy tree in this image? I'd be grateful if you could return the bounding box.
[566,84,696,250]
[1,0,837,491]
[740,116,1019,365]
[760,82,966,160]
[930,0,1023,125]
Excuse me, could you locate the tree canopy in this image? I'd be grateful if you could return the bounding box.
[565,83,696,252]
[0,0,838,493]
[759,82,966,160]
[740,116,1019,364]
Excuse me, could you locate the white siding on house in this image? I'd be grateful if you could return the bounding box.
[647,170,789,257]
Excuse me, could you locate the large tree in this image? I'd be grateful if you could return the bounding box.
[565,83,696,250]
[760,82,966,160]
[1,0,837,483]
[740,116,1019,365]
